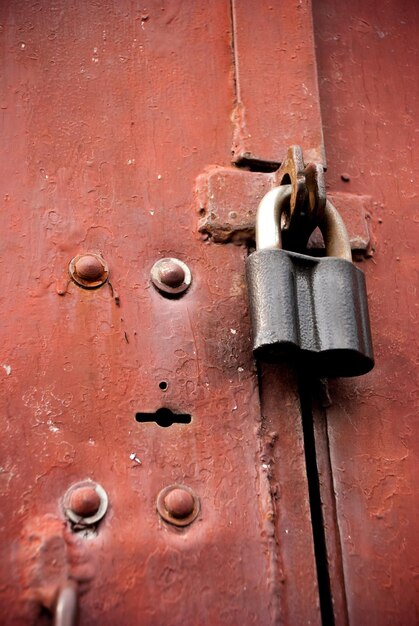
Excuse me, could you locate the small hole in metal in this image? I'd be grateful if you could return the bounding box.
[159,381,168,391]
[135,408,191,428]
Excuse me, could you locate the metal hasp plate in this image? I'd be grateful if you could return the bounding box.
[246,248,374,377]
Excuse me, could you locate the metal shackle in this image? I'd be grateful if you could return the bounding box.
[256,184,352,261]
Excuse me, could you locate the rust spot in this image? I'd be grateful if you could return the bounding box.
[74,255,104,281]
[69,253,109,289]
[157,484,200,527]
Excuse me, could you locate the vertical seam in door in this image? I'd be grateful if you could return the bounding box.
[229,0,241,107]
[320,406,350,625]
[256,363,284,626]
[299,375,336,626]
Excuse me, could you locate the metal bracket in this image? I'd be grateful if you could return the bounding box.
[274,146,326,250]
[196,167,373,256]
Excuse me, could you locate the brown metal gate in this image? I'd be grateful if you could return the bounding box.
[0,1,418,625]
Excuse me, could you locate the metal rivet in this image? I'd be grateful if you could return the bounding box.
[150,258,191,296]
[69,253,109,289]
[157,484,200,527]
[63,481,108,526]
[75,255,103,281]
[159,261,185,288]
[164,488,195,518]
[69,486,101,517]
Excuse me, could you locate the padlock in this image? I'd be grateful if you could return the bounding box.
[246,185,374,377]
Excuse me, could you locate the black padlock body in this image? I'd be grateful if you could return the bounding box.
[246,248,374,377]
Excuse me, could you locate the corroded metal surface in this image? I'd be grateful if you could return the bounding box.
[274,146,326,251]
[0,1,320,624]
[157,484,200,527]
[69,253,109,289]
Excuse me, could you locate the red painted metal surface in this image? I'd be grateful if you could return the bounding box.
[0,2,319,625]
[230,0,325,165]
[313,0,419,623]
[257,364,321,625]
[1,1,417,624]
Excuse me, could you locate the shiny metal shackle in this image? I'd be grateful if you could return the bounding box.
[255,185,292,251]
[318,200,352,261]
[54,582,78,626]
[256,185,352,261]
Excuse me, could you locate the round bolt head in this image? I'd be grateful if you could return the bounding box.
[151,258,191,296]
[158,261,186,288]
[69,486,101,517]
[157,484,200,527]
[164,488,195,519]
[69,253,109,289]
[74,255,104,281]
[63,481,108,526]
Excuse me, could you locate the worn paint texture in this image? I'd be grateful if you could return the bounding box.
[1,0,417,624]
[313,0,419,624]
[0,1,319,624]
[230,0,325,165]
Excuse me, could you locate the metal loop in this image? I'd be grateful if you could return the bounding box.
[255,184,292,250]
[54,582,78,626]
[319,199,352,261]
[255,186,352,261]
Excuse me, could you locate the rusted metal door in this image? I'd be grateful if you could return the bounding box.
[0,1,418,625]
